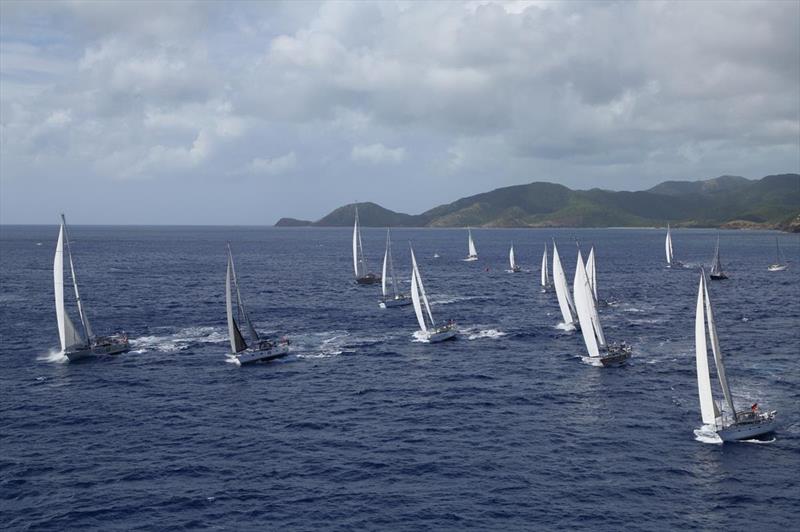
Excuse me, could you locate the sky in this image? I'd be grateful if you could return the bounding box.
[1,0,798,225]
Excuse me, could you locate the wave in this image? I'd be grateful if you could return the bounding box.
[465,328,506,340]
[430,294,482,306]
[129,326,227,353]
[293,331,353,358]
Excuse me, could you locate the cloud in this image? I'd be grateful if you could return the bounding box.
[246,151,297,175]
[350,143,406,164]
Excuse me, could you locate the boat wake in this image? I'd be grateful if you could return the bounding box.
[130,326,227,353]
[693,426,723,444]
[555,322,576,332]
[431,295,481,306]
[37,348,67,363]
[464,328,506,340]
[294,331,353,358]
[580,356,604,367]
[411,330,430,343]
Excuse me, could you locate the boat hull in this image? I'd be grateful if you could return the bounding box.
[65,336,130,361]
[380,295,412,308]
[511,266,521,273]
[463,256,478,262]
[235,344,290,365]
[717,414,778,441]
[709,273,728,280]
[356,273,382,285]
[768,264,788,272]
[427,329,457,343]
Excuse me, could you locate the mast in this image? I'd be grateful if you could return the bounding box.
[54,224,84,351]
[702,274,737,421]
[60,214,93,341]
[353,206,361,277]
[227,243,259,344]
[695,272,719,425]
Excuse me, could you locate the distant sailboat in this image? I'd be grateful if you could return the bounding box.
[694,271,777,440]
[409,244,457,342]
[573,249,631,366]
[353,206,382,284]
[552,241,577,330]
[666,224,681,268]
[463,228,478,261]
[509,243,521,272]
[709,235,728,280]
[226,243,289,365]
[54,214,129,361]
[767,237,788,271]
[380,229,412,308]
[540,244,551,292]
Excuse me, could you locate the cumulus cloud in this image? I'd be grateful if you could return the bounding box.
[351,143,405,164]
[0,0,797,223]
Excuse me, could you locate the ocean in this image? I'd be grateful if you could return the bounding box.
[1,225,799,530]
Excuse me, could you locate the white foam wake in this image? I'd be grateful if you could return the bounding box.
[555,322,576,332]
[130,326,227,353]
[37,349,67,364]
[466,328,506,340]
[693,425,723,444]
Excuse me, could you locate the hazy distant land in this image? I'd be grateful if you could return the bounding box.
[276,173,800,232]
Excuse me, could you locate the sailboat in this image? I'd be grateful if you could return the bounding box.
[353,206,382,284]
[709,235,728,280]
[379,229,412,308]
[694,271,777,440]
[552,240,577,330]
[53,214,129,361]
[540,244,551,292]
[409,244,457,342]
[509,243,521,272]
[573,249,631,366]
[767,237,788,271]
[463,228,478,261]
[226,243,290,365]
[665,224,681,268]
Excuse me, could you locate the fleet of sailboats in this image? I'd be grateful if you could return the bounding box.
[380,229,412,308]
[509,243,521,272]
[768,238,788,271]
[353,206,382,284]
[409,245,458,342]
[225,243,290,365]
[709,235,728,280]
[463,228,478,261]
[694,271,777,440]
[53,214,129,361]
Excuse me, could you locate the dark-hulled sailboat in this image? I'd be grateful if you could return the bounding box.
[709,235,728,280]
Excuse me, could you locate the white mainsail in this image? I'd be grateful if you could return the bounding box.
[541,245,550,288]
[695,273,720,425]
[509,244,516,270]
[586,247,598,302]
[703,273,737,420]
[352,207,362,278]
[54,224,84,352]
[573,250,601,358]
[665,224,674,266]
[468,228,477,257]
[381,241,389,298]
[552,241,576,327]
[710,236,724,276]
[410,246,435,331]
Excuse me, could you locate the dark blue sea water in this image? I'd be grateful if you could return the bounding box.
[1,225,799,531]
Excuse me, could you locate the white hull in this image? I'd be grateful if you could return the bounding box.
[234,343,290,365]
[768,264,788,272]
[717,414,778,441]
[424,327,458,343]
[463,255,478,262]
[380,295,412,308]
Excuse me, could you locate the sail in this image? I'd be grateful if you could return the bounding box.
[710,236,724,276]
[509,244,516,269]
[61,215,93,341]
[665,225,673,265]
[695,274,719,425]
[381,236,389,298]
[541,245,549,287]
[552,242,576,326]
[54,225,85,351]
[226,255,247,353]
[468,228,477,257]
[352,208,361,277]
[410,247,435,327]
[703,277,737,420]
[410,268,427,332]
[573,250,600,358]
[586,247,597,302]
[227,246,259,344]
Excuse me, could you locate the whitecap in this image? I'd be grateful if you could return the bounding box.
[555,322,576,332]
[466,328,506,340]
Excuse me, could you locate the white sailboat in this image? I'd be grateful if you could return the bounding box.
[665,224,681,267]
[380,229,412,308]
[552,240,577,330]
[226,243,289,365]
[463,228,478,261]
[409,244,457,342]
[709,235,728,280]
[54,214,129,361]
[573,249,631,366]
[767,237,788,271]
[694,271,777,440]
[509,243,521,272]
[540,244,551,292]
[353,206,381,284]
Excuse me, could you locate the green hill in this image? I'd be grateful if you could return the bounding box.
[284,173,800,231]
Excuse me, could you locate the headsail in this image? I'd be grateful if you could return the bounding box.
[381,232,389,298]
[586,247,597,302]
[353,207,362,277]
[410,268,427,332]
[695,272,719,425]
[552,241,576,327]
[573,250,600,358]
[468,228,477,257]
[54,224,85,352]
[509,244,515,270]
[665,224,674,265]
[226,252,247,353]
[702,274,737,420]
